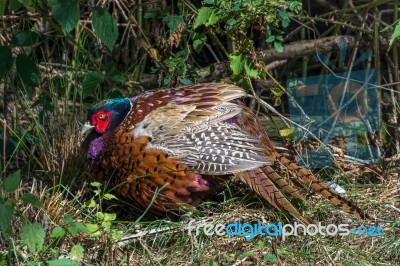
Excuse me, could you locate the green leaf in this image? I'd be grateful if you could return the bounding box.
[180,78,192,85]
[194,7,211,29]
[90,182,102,187]
[105,63,126,83]
[63,216,73,224]
[46,259,79,266]
[240,251,254,259]
[193,34,207,53]
[103,193,117,200]
[21,223,45,253]
[0,0,6,16]
[50,226,65,238]
[111,230,123,241]
[389,20,400,48]
[11,31,39,46]
[103,213,116,222]
[21,193,43,209]
[18,0,35,11]
[16,53,40,98]
[270,87,284,97]
[10,0,22,10]
[0,46,13,77]
[274,42,284,52]
[85,223,99,233]
[70,244,84,262]
[92,6,118,51]
[81,71,104,98]
[106,88,124,99]
[0,202,14,233]
[67,221,89,236]
[278,10,290,28]
[83,199,96,208]
[164,58,177,68]
[95,212,104,220]
[274,97,282,106]
[244,59,259,78]
[266,35,275,42]
[3,170,21,193]
[264,253,279,264]
[101,221,111,229]
[229,53,243,75]
[143,11,157,19]
[207,9,221,26]
[48,0,79,34]
[162,15,185,32]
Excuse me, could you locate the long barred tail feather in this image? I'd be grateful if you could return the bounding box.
[262,166,306,201]
[235,168,310,225]
[273,151,368,220]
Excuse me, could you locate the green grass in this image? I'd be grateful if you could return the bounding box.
[0,88,399,266]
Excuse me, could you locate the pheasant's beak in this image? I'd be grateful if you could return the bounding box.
[80,122,95,138]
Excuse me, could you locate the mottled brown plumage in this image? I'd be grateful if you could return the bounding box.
[81,83,367,222]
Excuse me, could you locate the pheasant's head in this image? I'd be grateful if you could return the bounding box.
[81,98,132,137]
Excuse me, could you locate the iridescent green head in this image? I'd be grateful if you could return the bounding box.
[81,98,132,137]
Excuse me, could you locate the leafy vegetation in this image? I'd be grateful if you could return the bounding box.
[0,0,399,264]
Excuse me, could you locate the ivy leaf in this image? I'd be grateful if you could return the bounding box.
[3,170,21,193]
[21,193,43,209]
[194,7,211,29]
[48,0,79,34]
[16,53,40,98]
[229,53,243,75]
[21,223,45,253]
[0,46,13,77]
[92,6,118,51]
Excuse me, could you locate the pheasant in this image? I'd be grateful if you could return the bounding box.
[80,83,367,223]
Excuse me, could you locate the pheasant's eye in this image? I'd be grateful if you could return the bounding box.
[98,113,108,121]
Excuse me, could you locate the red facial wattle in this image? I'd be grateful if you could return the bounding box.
[92,111,111,133]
